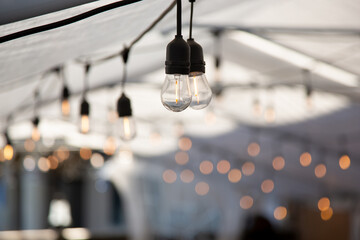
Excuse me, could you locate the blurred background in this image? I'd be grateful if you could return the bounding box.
[0,0,360,239]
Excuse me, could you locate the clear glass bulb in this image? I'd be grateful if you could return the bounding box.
[118,116,136,141]
[62,99,70,117]
[161,74,192,112]
[32,126,41,142]
[188,72,212,110]
[4,144,14,160]
[80,115,90,134]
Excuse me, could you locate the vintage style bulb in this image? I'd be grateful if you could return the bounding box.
[79,98,90,134]
[117,93,136,141]
[4,144,14,160]
[31,117,40,142]
[189,72,212,109]
[161,74,192,112]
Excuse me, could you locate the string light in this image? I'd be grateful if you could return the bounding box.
[90,153,104,168]
[274,206,287,220]
[60,67,71,117]
[24,139,36,152]
[178,137,192,151]
[180,169,194,183]
[261,179,275,193]
[175,151,189,165]
[31,117,41,142]
[240,195,253,210]
[321,207,333,221]
[80,64,91,134]
[187,0,212,110]
[272,156,285,171]
[228,169,242,183]
[4,132,14,161]
[339,154,350,170]
[38,157,50,172]
[314,163,327,178]
[247,142,260,157]
[299,151,312,167]
[162,169,177,184]
[103,136,117,155]
[317,197,330,211]
[241,161,255,176]
[199,160,213,175]
[80,147,92,160]
[217,159,230,174]
[195,181,209,196]
[161,0,191,112]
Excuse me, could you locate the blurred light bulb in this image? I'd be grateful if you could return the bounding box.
[4,144,13,160]
[79,98,90,134]
[188,72,212,110]
[119,116,136,141]
[253,98,262,117]
[62,99,70,116]
[80,115,90,134]
[264,105,276,123]
[32,126,41,142]
[161,74,192,112]
[103,136,117,155]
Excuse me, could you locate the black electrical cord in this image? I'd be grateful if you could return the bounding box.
[176,0,182,36]
[0,0,145,44]
[189,0,195,39]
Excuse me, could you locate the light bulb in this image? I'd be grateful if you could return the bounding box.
[32,126,40,142]
[161,74,191,112]
[4,144,13,160]
[189,72,212,109]
[62,99,70,116]
[80,115,90,134]
[117,93,136,141]
[79,98,90,134]
[119,116,136,141]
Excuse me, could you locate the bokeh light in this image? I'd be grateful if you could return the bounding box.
[162,169,177,184]
[272,156,285,171]
[321,207,333,221]
[274,206,287,220]
[55,146,70,162]
[38,157,50,172]
[80,147,92,160]
[261,179,274,193]
[314,163,327,178]
[24,139,36,152]
[90,153,104,168]
[240,196,253,210]
[23,156,36,171]
[180,169,194,183]
[178,137,192,151]
[264,106,276,123]
[217,160,231,174]
[175,151,189,165]
[242,161,255,176]
[103,136,117,156]
[339,154,350,170]
[195,182,209,196]
[199,160,213,175]
[4,144,14,160]
[300,152,312,167]
[247,142,260,157]
[318,197,330,211]
[47,155,59,170]
[228,169,242,183]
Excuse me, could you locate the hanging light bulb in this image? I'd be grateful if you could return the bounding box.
[4,132,14,161]
[161,0,191,112]
[31,117,41,142]
[61,85,70,117]
[80,98,90,134]
[186,1,212,109]
[117,93,136,141]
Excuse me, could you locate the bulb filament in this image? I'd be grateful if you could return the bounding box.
[81,115,90,133]
[123,117,131,138]
[193,77,200,104]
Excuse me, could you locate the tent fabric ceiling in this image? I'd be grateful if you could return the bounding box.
[1,0,360,197]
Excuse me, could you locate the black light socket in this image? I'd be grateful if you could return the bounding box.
[80,98,90,116]
[165,35,190,75]
[187,38,205,73]
[4,131,12,146]
[62,86,70,101]
[32,116,40,127]
[117,93,132,117]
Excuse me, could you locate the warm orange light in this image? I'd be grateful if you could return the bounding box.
[62,99,70,116]
[264,106,276,123]
[318,197,330,211]
[199,160,213,175]
[162,169,177,184]
[339,154,350,170]
[217,160,231,174]
[32,126,41,142]
[274,206,287,220]
[300,152,312,167]
[314,163,327,178]
[38,157,50,172]
[240,196,254,210]
[228,169,242,183]
[242,161,255,176]
[175,151,189,165]
[272,156,285,171]
[321,207,333,221]
[80,147,92,160]
[81,115,90,133]
[178,137,192,151]
[103,136,117,156]
[247,142,260,157]
[24,139,36,152]
[55,146,70,162]
[180,169,194,183]
[47,155,59,170]
[261,179,275,193]
[195,182,209,196]
[0,149,4,162]
[4,144,14,160]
